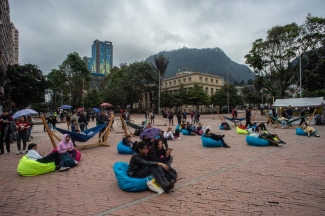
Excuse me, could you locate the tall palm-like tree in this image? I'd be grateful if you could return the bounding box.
[152,54,169,113]
[152,54,169,79]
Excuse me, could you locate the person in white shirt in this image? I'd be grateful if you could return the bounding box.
[163,127,180,140]
[25,143,65,170]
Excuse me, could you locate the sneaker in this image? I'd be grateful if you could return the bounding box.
[7,149,10,153]
[59,166,70,172]
[281,127,284,129]
[278,143,284,147]
[27,140,31,142]
[177,137,182,140]
[221,135,225,137]
[21,150,26,154]
[223,144,230,148]
[16,150,22,155]
[74,160,79,165]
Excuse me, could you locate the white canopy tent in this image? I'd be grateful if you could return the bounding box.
[273,97,324,107]
[273,97,324,125]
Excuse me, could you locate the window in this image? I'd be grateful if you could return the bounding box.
[188,77,191,82]
[211,88,214,94]
[211,79,213,83]
[205,87,208,93]
[169,81,172,86]
[199,77,202,81]
[216,80,218,84]
[174,80,176,85]
[183,78,186,83]
[178,79,181,84]
[205,78,208,82]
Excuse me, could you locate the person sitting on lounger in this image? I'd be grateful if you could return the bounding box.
[256,127,286,147]
[238,122,247,130]
[57,134,79,166]
[127,141,175,193]
[147,139,173,167]
[26,143,69,172]
[163,127,180,140]
[221,120,231,130]
[122,135,138,150]
[278,115,288,129]
[301,123,320,137]
[186,122,199,135]
[197,123,211,135]
[142,135,154,148]
[204,128,230,148]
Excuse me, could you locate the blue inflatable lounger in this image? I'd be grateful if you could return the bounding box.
[245,135,270,147]
[182,130,191,135]
[201,135,223,147]
[113,162,149,192]
[117,141,134,154]
[296,128,318,136]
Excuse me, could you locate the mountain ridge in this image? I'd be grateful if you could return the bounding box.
[145,47,255,83]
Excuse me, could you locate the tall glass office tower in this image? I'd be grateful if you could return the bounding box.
[91,40,113,75]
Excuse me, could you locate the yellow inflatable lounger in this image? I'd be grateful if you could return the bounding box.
[236,126,249,134]
[17,156,56,177]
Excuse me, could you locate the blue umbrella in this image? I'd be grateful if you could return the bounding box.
[93,108,100,113]
[140,128,161,140]
[12,109,38,119]
[59,105,72,109]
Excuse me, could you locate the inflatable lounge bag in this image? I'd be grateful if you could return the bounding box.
[236,127,249,134]
[182,130,191,135]
[51,148,81,162]
[296,128,318,136]
[17,156,56,176]
[175,124,183,132]
[201,135,223,147]
[246,136,270,146]
[113,162,148,192]
[117,141,134,154]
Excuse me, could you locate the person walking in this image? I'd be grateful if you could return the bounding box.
[0,110,13,154]
[163,111,168,126]
[66,114,71,130]
[245,107,253,128]
[16,116,30,154]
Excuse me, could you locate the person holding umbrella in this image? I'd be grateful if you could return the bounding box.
[0,109,13,154]
[16,116,31,154]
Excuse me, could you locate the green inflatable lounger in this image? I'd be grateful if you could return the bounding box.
[17,156,56,176]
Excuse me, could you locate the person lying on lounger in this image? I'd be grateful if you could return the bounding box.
[221,120,231,130]
[204,129,230,148]
[301,123,320,137]
[26,143,69,172]
[256,127,286,147]
[127,141,175,193]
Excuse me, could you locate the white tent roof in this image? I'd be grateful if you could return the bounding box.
[273,97,324,107]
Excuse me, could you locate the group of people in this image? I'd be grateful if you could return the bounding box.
[161,109,201,127]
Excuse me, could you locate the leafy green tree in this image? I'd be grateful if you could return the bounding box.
[160,91,175,108]
[234,80,239,86]
[211,84,243,112]
[245,14,325,99]
[84,89,102,108]
[5,64,47,108]
[173,84,188,107]
[46,69,68,107]
[60,52,91,108]
[247,79,254,85]
[31,102,48,116]
[187,83,210,108]
[239,80,245,86]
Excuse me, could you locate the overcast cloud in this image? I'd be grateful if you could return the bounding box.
[9,0,325,74]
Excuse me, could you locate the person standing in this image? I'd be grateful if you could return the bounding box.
[163,111,168,126]
[190,110,194,124]
[66,114,71,130]
[286,105,293,126]
[0,110,13,154]
[150,111,155,124]
[182,110,187,122]
[168,111,174,126]
[260,104,264,115]
[26,116,34,142]
[16,116,30,154]
[177,110,182,125]
[299,108,306,126]
[245,107,253,128]
[70,111,79,125]
[97,110,108,142]
[78,114,88,131]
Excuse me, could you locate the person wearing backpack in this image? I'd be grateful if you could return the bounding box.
[57,134,78,171]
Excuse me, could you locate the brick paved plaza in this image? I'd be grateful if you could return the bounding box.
[0,111,324,216]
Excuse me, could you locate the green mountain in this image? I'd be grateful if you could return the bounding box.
[145,47,255,83]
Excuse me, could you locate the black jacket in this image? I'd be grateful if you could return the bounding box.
[127,153,158,176]
[147,148,169,163]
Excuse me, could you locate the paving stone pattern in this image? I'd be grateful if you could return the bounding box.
[0,112,324,216]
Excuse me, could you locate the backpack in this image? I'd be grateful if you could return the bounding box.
[163,167,177,182]
[61,153,76,168]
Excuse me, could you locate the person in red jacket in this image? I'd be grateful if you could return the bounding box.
[0,110,14,154]
[15,116,30,154]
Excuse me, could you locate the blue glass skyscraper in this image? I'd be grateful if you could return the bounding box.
[92,40,113,75]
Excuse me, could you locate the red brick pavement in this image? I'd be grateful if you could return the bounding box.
[0,112,324,216]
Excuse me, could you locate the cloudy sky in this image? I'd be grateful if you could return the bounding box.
[9,0,325,74]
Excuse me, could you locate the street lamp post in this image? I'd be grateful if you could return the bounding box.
[158,70,160,115]
[261,89,263,104]
[227,68,233,114]
[299,55,302,98]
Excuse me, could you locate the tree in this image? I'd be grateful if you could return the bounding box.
[5,64,47,108]
[31,102,48,117]
[211,84,243,112]
[152,54,169,78]
[247,79,254,85]
[46,69,68,108]
[173,84,188,107]
[234,80,239,86]
[160,91,175,108]
[245,14,325,99]
[239,80,245,86]
[59,52,91,108]
[187,83,210,108]
[84,89,102,108]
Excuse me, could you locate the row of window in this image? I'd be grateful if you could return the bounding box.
[162,76,219,87]
[166,88,219,95]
